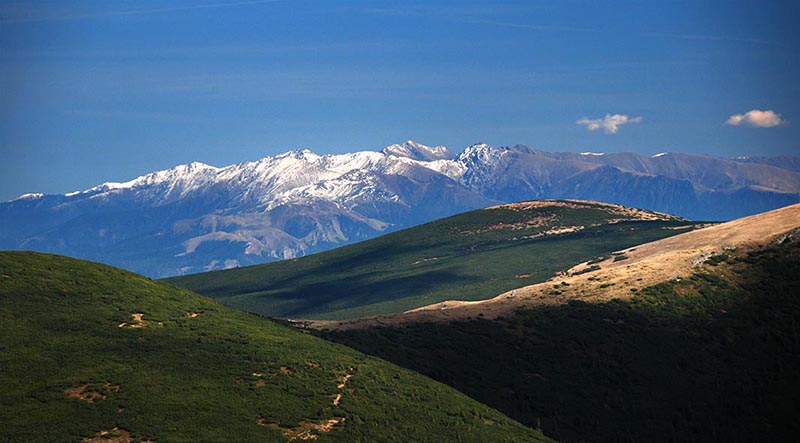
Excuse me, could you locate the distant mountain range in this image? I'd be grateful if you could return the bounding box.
[2,140,798,277]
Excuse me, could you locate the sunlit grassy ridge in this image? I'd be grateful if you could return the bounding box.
[0,251,549,443]
[168,200,693,319]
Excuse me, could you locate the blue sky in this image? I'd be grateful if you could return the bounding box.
[1,0,798,200]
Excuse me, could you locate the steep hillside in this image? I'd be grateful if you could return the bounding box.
[0,252,548,443]
[168,200,694,320]
[2,141,797,278]
[323,220,800,442]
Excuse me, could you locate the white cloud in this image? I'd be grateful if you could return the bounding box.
[725,109,785,128]
[576,114,642,134]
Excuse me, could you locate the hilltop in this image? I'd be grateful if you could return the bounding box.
[0,252,549,443]
[168,200,695,319]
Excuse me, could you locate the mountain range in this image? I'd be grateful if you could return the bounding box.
[2,140,798,277]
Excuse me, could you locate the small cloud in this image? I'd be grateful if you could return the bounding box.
[725,109,786,128]
[576,114,642,134]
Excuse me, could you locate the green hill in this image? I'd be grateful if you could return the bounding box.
[0,251,549,443]
[167,200,694,319]
[322,232,800,442]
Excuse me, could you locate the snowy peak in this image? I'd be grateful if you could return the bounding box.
[456,143,506,165]
[13,193,44,201]
[382,140,456,162]
[276,149,321,162]
[74,161,220,202]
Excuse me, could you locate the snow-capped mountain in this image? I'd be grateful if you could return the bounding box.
[2,140,798,277]
[382,140,456,162]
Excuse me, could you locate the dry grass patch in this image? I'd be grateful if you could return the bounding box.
[486,200,680,222]
[83,427,153,443]
[259,417,345,441]
[250,367,293,387]
[118,313,163,329]
[65,383,120,404]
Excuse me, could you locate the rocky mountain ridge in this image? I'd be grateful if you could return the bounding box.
[2,140,798,277]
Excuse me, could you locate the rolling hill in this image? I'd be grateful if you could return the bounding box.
[167,200,697,320]
[0,251,549,443]
[325,202,800,328]
[320,204,800,442]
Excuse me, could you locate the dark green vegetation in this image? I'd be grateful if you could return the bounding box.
[0,252,549,442]
[323,237,800,442]
[168,201,693,319]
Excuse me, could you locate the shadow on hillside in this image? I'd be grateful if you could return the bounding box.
[324,240,800,443]
[264,269,482,318]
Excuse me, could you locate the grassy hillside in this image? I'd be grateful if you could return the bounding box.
[322,234,800,442]
[0,251,549,443]
[167,200,694,319]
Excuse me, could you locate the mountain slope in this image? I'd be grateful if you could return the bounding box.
[322,209,800,443]
[2,141,798,278]
[0,252,549,443]
[167,200,694,320]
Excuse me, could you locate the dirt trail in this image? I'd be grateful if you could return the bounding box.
[337,373,353,389]
[332,369,354,406]
[309,203,800,330]
[255,367,353,439]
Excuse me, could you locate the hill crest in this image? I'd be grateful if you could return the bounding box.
[317,202,800,329]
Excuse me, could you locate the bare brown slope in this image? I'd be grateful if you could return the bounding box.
[312,202,800,330]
